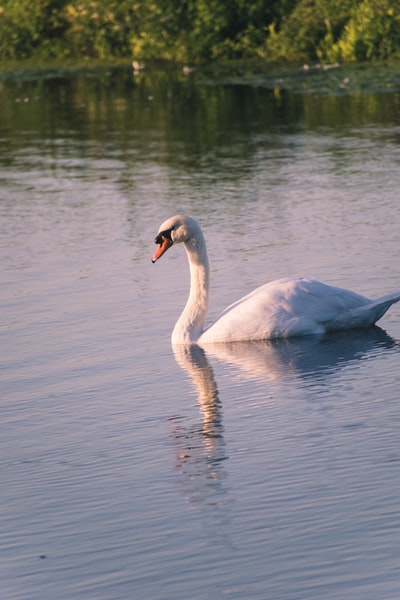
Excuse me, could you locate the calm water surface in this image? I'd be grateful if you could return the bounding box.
[1,63,400,599]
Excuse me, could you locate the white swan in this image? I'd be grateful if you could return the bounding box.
[152,215,400,345]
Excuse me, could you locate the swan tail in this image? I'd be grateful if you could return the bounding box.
[356,292,400,327]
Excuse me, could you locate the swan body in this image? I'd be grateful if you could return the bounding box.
[152,215,400,345]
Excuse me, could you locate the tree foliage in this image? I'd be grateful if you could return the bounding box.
[0,0,399,62]
[263,0,400,63]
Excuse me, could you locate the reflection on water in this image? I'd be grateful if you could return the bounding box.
[173,345,222,437]
[170,328,399,553]
[171,346,232,545]
[201,327,399,384]
[2,64,400,177]
[2,64,400,600]
[175,329,399,394]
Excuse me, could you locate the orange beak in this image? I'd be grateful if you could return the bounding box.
[152,235,173,263]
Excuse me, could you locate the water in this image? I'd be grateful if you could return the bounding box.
[1,63,400,599]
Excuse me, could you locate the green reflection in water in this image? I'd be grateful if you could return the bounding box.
[1,62,400,175]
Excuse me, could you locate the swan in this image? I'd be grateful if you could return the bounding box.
[152,215,400,345]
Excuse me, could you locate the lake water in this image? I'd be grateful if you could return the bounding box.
[1,62,400,599]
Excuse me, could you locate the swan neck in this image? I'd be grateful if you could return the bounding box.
[171,231,210,344]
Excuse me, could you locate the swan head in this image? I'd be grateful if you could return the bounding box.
[152,215,201,263]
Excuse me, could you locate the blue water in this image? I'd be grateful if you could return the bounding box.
[1,64,400,599]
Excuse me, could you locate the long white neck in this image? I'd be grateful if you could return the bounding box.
[171,230,210,344]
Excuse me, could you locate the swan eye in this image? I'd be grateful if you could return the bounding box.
[155,229,172,244]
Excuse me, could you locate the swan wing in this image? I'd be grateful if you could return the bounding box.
[199,278,399,343]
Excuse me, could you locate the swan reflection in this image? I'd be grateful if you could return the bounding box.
[170,327,397,544]
[200,327,398,384]
[173,344,223,439]
[170,345,232,543]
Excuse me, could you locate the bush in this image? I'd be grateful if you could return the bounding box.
[263,0,354,62]
[63,0,139,58]
[0,0,68,59]
[330,0,400,61]
[129,0,289,63]
[263,0,400,63]
[0,0,399,63]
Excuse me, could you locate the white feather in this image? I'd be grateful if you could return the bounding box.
[152,215,400,345]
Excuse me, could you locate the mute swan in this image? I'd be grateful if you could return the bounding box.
[152,215,400,345]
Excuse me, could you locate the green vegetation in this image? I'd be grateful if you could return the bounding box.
[0,0,399,63]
